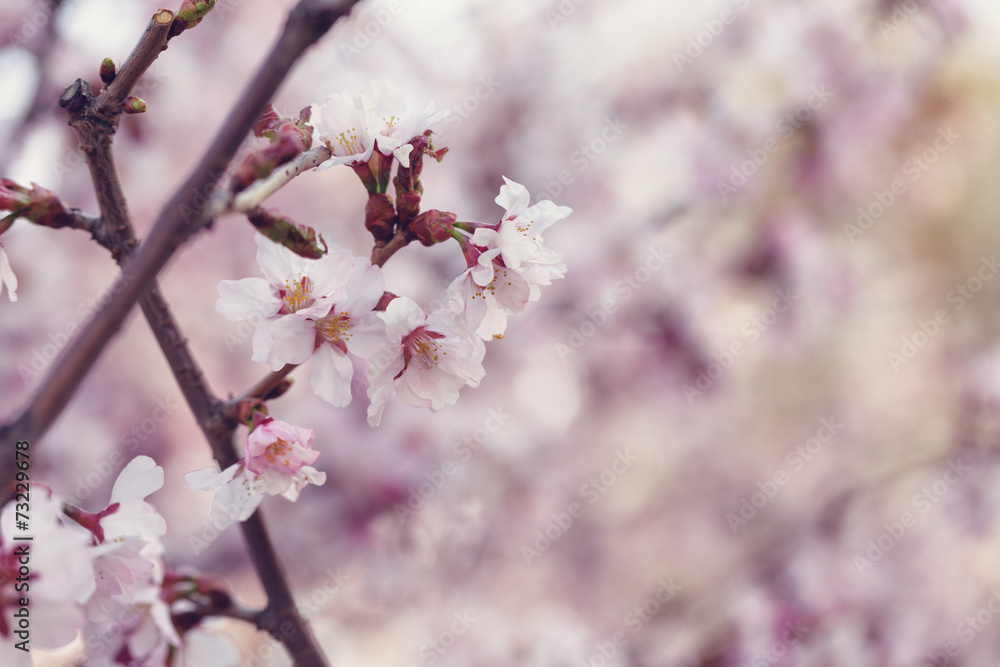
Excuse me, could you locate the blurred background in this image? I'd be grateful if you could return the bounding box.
[4,0,1000,664]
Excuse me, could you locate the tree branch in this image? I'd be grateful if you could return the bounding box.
[103,10,174,107]
[2,1,364,664]
[228,364,298,410]
[224,145,333,214]
[371,230,411,267]
[1,0,362,471]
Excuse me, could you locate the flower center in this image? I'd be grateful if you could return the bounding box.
[283,275,313,313]
[514,218,537,241]
[333,128,364,155]
[317,311,352,344]
[402,327,446,370]
[263,439,294,470]
[470,262,512,299]
[381,114,399,134]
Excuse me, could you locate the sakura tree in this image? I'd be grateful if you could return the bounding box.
[0,1,569,664]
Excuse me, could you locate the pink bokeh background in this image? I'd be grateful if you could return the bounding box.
[5,0,1000,664]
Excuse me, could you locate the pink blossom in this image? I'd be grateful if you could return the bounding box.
[185,419,326,525]
[367,297,485,426]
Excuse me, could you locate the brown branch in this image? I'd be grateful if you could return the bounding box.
[1,0,362,469]
[2,1,364,664]
[223,145,333,214]
[371,230,412,267]
[103,10,174,106]
[62,40,319,667]
[228,364,299,412]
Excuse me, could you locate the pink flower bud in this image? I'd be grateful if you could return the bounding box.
[365,193,397,244]
[411,209,458,246]
[245,417,319,476]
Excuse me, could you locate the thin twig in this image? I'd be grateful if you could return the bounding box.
[103,10,174,107]
[371,230,411,267]
[224,145,333,214]
[1,2,363,664]
[1,0,362,470]
[228,364,299,412]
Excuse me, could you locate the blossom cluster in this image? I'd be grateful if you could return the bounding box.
[217,82,571,429]
[0,457,236,665]
[185,414,327,526]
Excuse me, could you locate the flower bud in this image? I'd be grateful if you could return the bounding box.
[365,193,396,244]
[246,207,328,259]
[396,190,421,226]
[100,58,116,85]
[252,104,282,138]
[171,0,217,37]
[411,209,457,246]
[123,96,147,114]
[0,179,75,228]
[230,113,313,193]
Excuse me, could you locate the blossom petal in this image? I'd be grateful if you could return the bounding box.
[343,311,389,358]
[380,296,427,342]
[308,249,355,298]
[111,456,163,503]
[269,314,318,365]
[495,176,531,219]
[0,243,17,303]
[255,233,307,287]
[217,278,281,322]
[212,465,264,523]
[310,343,355,407]
[184,465,228,491]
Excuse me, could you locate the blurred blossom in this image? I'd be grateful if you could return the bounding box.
[7,0,1000,665]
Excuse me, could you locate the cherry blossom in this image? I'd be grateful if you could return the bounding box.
[449,178,571,339]
[185,417,326,524]
[216,234,355,370]
[84,456,168,622]
[0,242,17,302]
[270,257,388,406]
[367,297,486,426]
[0,491,94,663]
[483,176,571,290]
[448,240,532,341]
[313,80,448,170]
[81,589,180,667]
